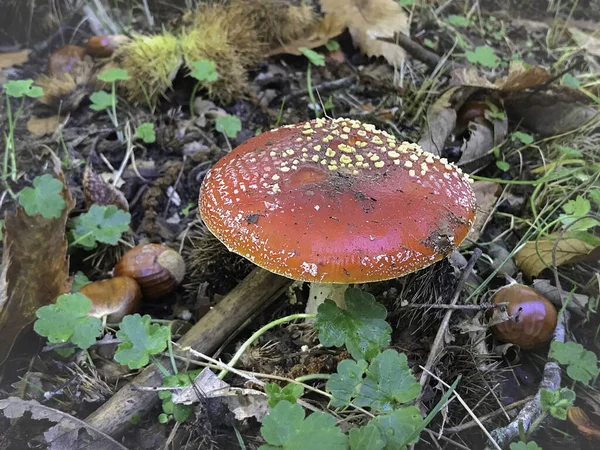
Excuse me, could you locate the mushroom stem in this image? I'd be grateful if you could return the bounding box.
[306,283,349,315]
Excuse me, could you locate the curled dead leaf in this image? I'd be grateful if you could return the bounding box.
[514,234,599,278]
[469,181,501,242]
[26,115,62,136]
[0,49,30,69]
[83,165,129,211]
[568,406,600,440]
[0,166,74,365]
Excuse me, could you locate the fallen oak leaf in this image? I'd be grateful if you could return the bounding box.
[321,0,409,67]
[0,165,74,365]
[514,234,599,278]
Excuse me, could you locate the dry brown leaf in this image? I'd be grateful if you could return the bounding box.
[26,115,62,135]
[514,234,598,278]
[0,49,30,70]
[496,63,552,91]
[0,164,74,365]
[568,407,600,440]
[469,181,501,242]
[320,0,409,66]
[268,13,347,56]
[82,165,129,211]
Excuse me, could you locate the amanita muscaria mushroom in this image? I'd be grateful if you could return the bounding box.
[199,117,477,313]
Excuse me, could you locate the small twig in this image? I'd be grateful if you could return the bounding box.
[42,339,123,352]
[417,249,483,397]
[444,396,534,433]
[384,32,442,70]
[286,76,359,100]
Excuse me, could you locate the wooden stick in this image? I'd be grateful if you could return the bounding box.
[84,267,292,436]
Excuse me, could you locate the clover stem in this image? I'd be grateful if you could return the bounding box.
[69,231,93,248]
[167,324,178,374]
[217,313,315,380]
[305,283,349,315]
[150,355,171,377]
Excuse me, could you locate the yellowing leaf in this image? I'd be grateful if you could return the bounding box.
[321,0,409,67]
[515,235,598,278]
[26,115,62,135]
[0,49,30,70]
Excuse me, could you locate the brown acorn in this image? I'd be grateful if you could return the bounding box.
[47,45,88,75]
[113,244,186,300]
[490,284,557,349]
[81,277,142,322]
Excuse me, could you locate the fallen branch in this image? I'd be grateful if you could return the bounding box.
[84,266,292,436]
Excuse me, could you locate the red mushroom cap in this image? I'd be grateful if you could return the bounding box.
[199,118,477,283]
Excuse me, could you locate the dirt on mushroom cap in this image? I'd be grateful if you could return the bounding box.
[199,117,477,283]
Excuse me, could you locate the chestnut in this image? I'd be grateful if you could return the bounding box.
[47,45,87,74]
[113,244,186,300]
[81,277,142,322]
[490,283,557,349]
[85,35,128,58]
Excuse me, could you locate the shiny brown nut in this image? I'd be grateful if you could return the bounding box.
[81,277,142,322]
[47,45,87,74]
[85,35,128,58]
[491,284,557,349]
[113,244,186,300]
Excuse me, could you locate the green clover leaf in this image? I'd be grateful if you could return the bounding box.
[299,47,325,66]
[18,174,66,219]
[159,370,201,423]
[349,422,385,450]
[97,68,131,82]
[465,46,499,68]
[215,114,242,138]
[327,350,420,412]
[34,293,103,350]
[374,407,423,449]
[259,400,348,450]
[114,314,170,369]
[70,205,131,249]
[550,341,600,385]
[265,383,305,408]
[315,288,391,361]
[512,131,534,145]
[5,79,44,98]
[189,60,219,82]
[136,122,156,144]
[510,442,542,450]
[89,91,114,111]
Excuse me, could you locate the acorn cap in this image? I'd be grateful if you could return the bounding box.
[199,117,477,283]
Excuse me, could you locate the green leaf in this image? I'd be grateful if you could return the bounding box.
[215,114,242,138]
[563,196,590,216]
[447,15,469,27]
[539,388,575,420]
[556,145,582,158]
[374,407,423,449]
[97,68,131,82]
[496,161,510,172]
[18,174,66,219]
[72,271,91,292]
[349,422,385,450]
[465,46,499,68]
[189,60,219,82]
[325,40,340,51]
[559,196,597,231]
[265,383,305,408]
[114,314,170,369]
[327,350,420,412]
[89,91,114,111]
[159,371,201,423]
[136,122,156,143]
[34,293,103,350]
[550,341,600,385]
[315,288,391,361]
[510,442,542,450]
[589,189,600,207]
[259,401,348,450]
[512,131,534,145]
[561,73,580,88]
[398,0,415,6]
[70,205,131,249]
[5,79,44,98]
[299,47,325,66]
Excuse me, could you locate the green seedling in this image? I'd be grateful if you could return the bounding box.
[299,47,325,66]
[512,131,534,145]
[71,271,92,292]
[216,114,242,139]
[189,59,219,118]
[3,80,44,185]
[539,388,575,420]
[136,122,156,144]
[465,46,499,68]
[158,370,201,423]
[510,442,542,450]
[90,68,131,130]
[69,204,131,249]
[447,15,469,27]
[114,314,170,370]
[265,383,304,408]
